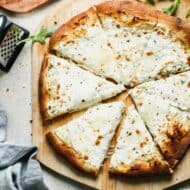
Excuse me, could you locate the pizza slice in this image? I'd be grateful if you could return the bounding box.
[130,71,190,168]
[109,103,171,176]
[96,0,190,87]
[133,21,190,85]
[96,0,158,86]
[46,102,125,175]
[49,7,121,84]
[39,54,125,120]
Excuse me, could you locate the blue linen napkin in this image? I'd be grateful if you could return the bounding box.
[0,144,48,190]
[0,104,48,190]
[0,105,8,142]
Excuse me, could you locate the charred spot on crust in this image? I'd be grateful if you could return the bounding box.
[176,17,183,29]
[84,155,89,160]
[61,34,67,39]
[166,122,185,141]
[187,57,190,65]
[130,165,140,171]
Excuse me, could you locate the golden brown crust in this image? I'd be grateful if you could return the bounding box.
[96,0,190,45]
[162,131,190,168]
[49,7,97,50]
[50,0,190,51]
[96,0,161,23]
[46,131,98,175]
[39,54,51,120]
[109,159,172,176]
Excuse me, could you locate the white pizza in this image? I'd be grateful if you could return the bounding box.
[38,0,190,176]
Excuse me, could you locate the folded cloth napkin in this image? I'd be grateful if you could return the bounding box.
[0,105,8,142]
[0,144,48,190]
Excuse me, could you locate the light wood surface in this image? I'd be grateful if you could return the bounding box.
[0,0,50,13]
[32,0,190,189]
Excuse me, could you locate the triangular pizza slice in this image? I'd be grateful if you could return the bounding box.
[109,103,171,176]
[47,102,125,175]
[39,54,125,120]
[96,0,190,87]
[133,21,190,85]
[96,1,157,87]
[49,7,121,83]
[130,71,190,167]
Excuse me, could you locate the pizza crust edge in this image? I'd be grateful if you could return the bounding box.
[96,0,190,45]
[49,0,190,49]
[39,55,51,120]
[163,130,190,168]
[109,160,171,176]
[46,131,99,175]
[49,7,96,51]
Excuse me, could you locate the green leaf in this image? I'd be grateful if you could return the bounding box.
[147,0,155,5]
[186,8,190,18]
[17,23,58,45]
[163,0,181,16]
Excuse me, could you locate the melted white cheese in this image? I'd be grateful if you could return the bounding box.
[55,102,125,169]
[54,11,122,83]
[54,9,190,88]
[110,106,164,168]
[45,55,125,118]
[134,27,190,85]
[130,71,190,152]
[99,14,190,87]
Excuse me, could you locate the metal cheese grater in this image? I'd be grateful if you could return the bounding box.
[0,15,29,72]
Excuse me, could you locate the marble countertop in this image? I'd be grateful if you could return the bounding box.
[0,1,190,190]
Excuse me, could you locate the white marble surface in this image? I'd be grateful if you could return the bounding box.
[0,2,92,190]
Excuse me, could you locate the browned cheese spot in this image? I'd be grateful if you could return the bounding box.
[136,129,140,135]
[95,135,103,145]
[188,82,190,88]
[84,155,89,160]
[187,57,190,65]
[146,51,154,56]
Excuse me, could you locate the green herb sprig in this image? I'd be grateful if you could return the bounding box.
[163,0,181,16]
[147,0,155,5]
[17,23,58,45]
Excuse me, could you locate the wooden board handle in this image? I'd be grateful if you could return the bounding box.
[0,0,50,13]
